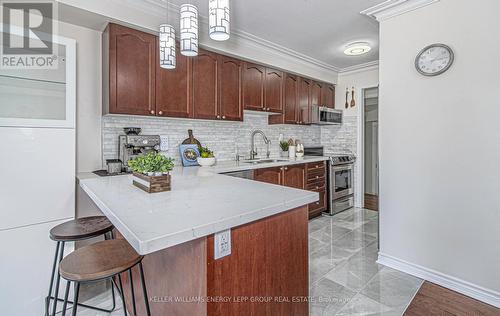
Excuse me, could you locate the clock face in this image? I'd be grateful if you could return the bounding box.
[415,44,454,76]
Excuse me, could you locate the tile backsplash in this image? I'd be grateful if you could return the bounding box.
[101,113,357,167]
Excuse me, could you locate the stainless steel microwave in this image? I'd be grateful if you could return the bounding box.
[310,106,343,125]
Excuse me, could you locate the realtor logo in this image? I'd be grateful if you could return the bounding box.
[1,1,58,69]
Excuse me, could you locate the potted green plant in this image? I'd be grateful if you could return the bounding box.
[128,152,174,193]
[279,140,289,158]
[197,146,216,167]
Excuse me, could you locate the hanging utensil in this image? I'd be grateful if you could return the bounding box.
[345,88,349,109]
[350,87,356,107]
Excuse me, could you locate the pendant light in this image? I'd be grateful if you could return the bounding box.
[209,0,230,41]
[180,3,199,56]
[159,1,176,69]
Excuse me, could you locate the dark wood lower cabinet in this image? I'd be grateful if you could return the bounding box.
[253,167,282,185]
[118,206,309,316]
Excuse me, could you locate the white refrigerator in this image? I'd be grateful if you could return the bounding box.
[0,33,76,315]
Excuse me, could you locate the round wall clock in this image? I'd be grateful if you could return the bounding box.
[415,43,454,76]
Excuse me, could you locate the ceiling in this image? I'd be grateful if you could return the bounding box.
[164,0,381,70]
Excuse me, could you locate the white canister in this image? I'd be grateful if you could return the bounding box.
[288,145,296,159]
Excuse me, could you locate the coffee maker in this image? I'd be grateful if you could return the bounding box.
[119,134,161,172]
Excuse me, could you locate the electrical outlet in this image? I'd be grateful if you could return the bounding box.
[214,229,231,259]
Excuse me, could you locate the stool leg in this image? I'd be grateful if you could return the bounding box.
[51,241,65,316]
[46,241,60,316]
[128,269,137,315]
[118,273,128,316]
[110,278,117,311]
[139,262,151,316]
[61,281,70,316]
[71,283,80,316]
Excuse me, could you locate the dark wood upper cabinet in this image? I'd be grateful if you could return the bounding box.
[298,77,311,124]
[218,56,243,121]
[283,74,299,124]
[311,81,322,107]
[155,42,191,118]
[283,165,305,189]
[253,167,282,185]
[104,23,156,115]
[264,68,283,113]
[192,49,218,120]
[242,63,265,111]
[321,84,335,108]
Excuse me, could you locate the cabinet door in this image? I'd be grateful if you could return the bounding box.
[192,49,218,120]
[283,73,299,124]
[311,81,322,107]
[264,68,283,113]
[108,24,156,115]
[298,77,311,124]
[321,84,335,108]
[253,167,282,185]
[156,42,191,118]
[283,165,305,189]
[218,56,242,121]
[242,63,265,111]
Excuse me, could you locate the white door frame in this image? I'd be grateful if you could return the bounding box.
[357,86,379,208]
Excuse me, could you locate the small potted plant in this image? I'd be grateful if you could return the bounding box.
[128,152,174,193]
[197,146,216,167]
[279,141,289,158]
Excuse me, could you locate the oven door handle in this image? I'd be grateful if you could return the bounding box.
[332,164,354,172]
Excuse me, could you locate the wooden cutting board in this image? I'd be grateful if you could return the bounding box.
[181,129,201,147]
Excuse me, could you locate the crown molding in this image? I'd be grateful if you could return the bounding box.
[361,0,440,21]
[339,61,379,75]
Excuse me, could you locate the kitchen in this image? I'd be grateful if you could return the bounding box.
[1,1,500,316]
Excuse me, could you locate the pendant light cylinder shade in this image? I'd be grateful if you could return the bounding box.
[209,0,230,41]
[159,23,176,69]
[180,4,199,56]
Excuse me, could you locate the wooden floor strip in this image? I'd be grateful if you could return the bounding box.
[404,281,499,316]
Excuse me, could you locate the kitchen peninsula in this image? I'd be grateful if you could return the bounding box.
[79,157,327,315]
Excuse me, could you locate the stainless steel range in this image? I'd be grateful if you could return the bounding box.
[305,147,356,215]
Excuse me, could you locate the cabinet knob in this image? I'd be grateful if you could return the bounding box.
[266,107,270,111]
[316,176,319,179]
[150,110,155,115]
[217,115,220,119]
[316,186,319,189]
[158,111,163,115]
[316,202,320,205]
[284,167,288,170]
[222,115,226,119]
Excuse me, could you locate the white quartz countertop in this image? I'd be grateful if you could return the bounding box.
[78,156,328,255]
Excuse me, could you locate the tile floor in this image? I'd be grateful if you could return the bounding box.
[69,207,423,315]
[309,208,423,316]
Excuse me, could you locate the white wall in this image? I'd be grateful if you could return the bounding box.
[330,67,379,206]
[378,0,500,306]
[58,21,102,173]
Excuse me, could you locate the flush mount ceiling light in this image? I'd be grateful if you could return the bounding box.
[209,0,230,41]
[344,42,371,56]
[180,4,198,56]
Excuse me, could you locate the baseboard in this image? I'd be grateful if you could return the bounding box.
[377,252,500,308]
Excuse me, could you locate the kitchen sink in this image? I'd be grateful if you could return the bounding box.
[242,158,289,164]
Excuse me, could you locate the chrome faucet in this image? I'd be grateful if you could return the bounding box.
[250,130,271,159]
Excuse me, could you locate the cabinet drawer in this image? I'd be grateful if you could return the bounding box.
[307,166,326,180]
[306,161,326,171]
[306,182,326,192]
[307,174,325,185]
[308,190,326,214]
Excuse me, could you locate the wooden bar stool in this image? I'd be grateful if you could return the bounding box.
[47,216,114,316]
[58,239,151,316]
